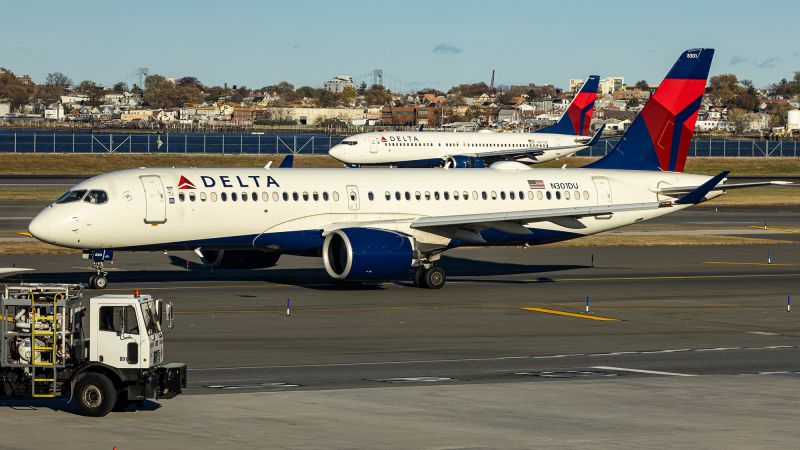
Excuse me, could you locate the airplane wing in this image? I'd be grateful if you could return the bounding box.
[0,268,35,279]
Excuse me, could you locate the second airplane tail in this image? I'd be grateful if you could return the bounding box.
[534,75,599,137]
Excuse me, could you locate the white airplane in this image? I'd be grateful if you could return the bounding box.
[26,49,790,290]
[328,76,602,168]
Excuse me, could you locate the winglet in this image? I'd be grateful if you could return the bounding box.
[584,124,605,147]
[279,154,294,168]
[674,171,729,204]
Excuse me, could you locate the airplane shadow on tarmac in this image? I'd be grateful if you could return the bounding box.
[9,255,587,291]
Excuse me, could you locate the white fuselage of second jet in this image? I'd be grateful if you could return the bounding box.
[328,131,591,167]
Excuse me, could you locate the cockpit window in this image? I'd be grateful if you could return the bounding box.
[55,190,87,204]
[84,190,108,205]
[340,140,357,146]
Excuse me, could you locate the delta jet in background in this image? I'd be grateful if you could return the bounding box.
[26,49,791,290]
[329,76,602,168]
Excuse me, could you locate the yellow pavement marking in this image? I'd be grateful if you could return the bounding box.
[748,225,800,233]
[521,307,619,321]
[703,261,799,267]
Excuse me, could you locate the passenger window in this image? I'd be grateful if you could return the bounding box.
[211,192,218,202]
[574,190,580,200]
[546,191,552,200]
[323,192,329,201]
[463,191,469,200]
[189,192,196,202]
[241,192,247,202]
[333,192,339,201]
[282,192,289,201]
[313,192,319,201]
[200,192,207,202]
[434,192,440,200]
[528,191,534,200]
[415,191,421,200]
[519,191,524,199]
[405,192,411,200]
[556,191,562,200]
[272,192,279,202]
[368,192,374,201]
[564,191,571,200]
[231,192,238,201]
[221,192,228,201]
[385,191,391,201]
[443,192,449,200]
[292,192,299,201]
[302,192,309,201]
[537,191,543,200]
[178,192,185,202]
[453,191,459,200]
[262,192,269,201]
[472,191,477,200]
[425,191,431,200]
[491,191,497,200]
[583,190,590,199]
[99,305,139,335]
[252,192,258,201]
[500,191,506,200]
[509,191,515,200]
[395,191,401,200]
[482,191,487,200]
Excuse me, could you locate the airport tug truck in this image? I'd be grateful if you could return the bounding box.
[0,283,186,416]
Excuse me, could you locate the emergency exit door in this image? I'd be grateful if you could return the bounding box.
[140,175,167,224]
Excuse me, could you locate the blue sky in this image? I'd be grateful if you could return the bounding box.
[2,0,798,91]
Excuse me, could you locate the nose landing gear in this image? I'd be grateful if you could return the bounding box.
[83,249,113,290]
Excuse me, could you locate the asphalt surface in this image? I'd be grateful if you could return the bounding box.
[1,195,799,448]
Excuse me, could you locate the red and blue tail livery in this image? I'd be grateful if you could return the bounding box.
[535,75,599,136]
[587,49,714,172]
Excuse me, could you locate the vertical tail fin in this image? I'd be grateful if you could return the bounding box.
[535,75,599,136]
[586,49,714,172]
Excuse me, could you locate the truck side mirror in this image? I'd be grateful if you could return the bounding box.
[156,299,163,323]
[117,306,126,335]
[166,301,174,330]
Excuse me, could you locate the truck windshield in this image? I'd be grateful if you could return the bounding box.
[141,302,161,335]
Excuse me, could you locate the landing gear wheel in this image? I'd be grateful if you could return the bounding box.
[88,275,97,289]
[93,275,108,290]
[74,373,117,417]
[412,267,425,287]
[423,266,446,289]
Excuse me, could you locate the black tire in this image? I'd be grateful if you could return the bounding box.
[423,266,446,289]
[94,275,108,290]
[412,267,425,287]
[73,373,117,417]
[88,275,97,289]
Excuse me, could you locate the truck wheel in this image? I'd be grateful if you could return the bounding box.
[74,373,117,417]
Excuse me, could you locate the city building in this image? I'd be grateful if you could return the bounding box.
[599,76,625,94]
[323,75,355,93]
[381,106,441,127]
[44,103,65,121]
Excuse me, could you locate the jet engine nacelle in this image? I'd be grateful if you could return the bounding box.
[444,155,486,168]
[202,250,280,269]
[322,228,414,281]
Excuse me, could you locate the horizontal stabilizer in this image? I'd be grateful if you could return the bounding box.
[674,171,729,205]
[657,180,794,195]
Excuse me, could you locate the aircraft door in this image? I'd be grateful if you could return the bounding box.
[369,137,379,154]
[140,175,167,224]
[592,176,613,206]
[346,185,360,211]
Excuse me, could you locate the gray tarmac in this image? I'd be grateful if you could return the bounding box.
[0,202,799,448]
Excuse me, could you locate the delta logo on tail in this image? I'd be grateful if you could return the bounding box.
[586,49,715,173]
[534,75,599,136]
[178,176,196,190]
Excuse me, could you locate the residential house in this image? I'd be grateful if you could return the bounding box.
[44,103,65,121]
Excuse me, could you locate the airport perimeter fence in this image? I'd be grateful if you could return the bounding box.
[1,131,799,157]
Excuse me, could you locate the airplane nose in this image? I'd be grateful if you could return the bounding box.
[329,145,345,162]
[28,208,52,242]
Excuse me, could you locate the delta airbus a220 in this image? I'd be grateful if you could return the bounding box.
[329,76,602,168]
[28,49,791,289]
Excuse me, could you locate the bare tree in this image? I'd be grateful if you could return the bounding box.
[45,72,72,89]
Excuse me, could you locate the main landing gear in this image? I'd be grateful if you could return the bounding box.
[412,265,446,289]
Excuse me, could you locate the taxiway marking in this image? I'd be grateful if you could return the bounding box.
[521,307,619,321]
[592,366,697,377]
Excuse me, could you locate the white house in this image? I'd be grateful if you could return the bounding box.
[599,76,625,94]
[44,103,65,121]
[0,101,10,117]
[323,75,355,93]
